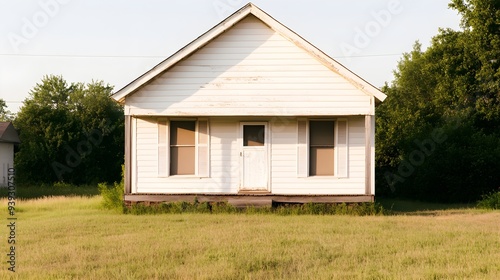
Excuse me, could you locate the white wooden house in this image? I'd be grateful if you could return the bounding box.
[112,3,386,206]
[0,122,20,187]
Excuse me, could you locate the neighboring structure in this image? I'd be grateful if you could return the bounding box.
[0,122,20,187]
[112,3,386,206]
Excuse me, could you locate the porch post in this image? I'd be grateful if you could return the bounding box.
[364,115,372,195]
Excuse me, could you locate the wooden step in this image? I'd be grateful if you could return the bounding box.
[227,197,273,208]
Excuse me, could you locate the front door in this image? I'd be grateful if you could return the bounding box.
[240,122,268,191]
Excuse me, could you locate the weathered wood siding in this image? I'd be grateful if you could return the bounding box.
[131,116,366,195]
[125,15,372,116]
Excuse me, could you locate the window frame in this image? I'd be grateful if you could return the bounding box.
[297,118,348,178]
[169,120,196,176]
[309,120,335,176]
[158,118,209,178]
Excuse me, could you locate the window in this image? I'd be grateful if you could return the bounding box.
[297,119,348,178]
[158,119,209,177]
[243,125,265,146]
[170,121,196,175]
[309,120,335,176]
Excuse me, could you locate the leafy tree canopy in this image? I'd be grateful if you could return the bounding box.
[14,75,124,185]
[0,99,14,122]
[376,0,500,202]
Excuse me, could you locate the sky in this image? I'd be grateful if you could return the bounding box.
[0,0,462,113]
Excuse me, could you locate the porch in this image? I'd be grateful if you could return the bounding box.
[124,193,374,207]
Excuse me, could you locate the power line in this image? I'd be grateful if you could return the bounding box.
[0,53,165,58]
[0,53,403,59]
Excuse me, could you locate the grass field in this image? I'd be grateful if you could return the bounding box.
[0,194,499,279]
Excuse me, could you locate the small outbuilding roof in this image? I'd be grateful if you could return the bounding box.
[0,122,20,144]
[111,2,386,104]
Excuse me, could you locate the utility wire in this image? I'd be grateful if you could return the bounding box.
[0,53,403,58]
[0,53,165,58]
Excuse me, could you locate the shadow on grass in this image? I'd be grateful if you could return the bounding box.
[376,197,475,216]
[0,184,99,199]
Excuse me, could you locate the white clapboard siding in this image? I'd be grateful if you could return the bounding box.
[132,116,366,195]
[126,15,372,116]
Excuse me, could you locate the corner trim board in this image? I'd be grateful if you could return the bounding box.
[124,115,132,194]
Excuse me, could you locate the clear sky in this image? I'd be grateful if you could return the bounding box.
[0,0,461,113]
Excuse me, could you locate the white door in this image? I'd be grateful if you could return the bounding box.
[240,123,268,191]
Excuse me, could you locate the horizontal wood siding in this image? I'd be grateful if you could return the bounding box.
[206,119,240,192]
[125,15,372,116]
[133,116,366,195]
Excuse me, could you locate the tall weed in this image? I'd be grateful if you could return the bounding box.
[98,182,124,210]
[125,201,385,215]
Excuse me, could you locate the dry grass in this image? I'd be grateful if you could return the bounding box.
[0,196,499,279]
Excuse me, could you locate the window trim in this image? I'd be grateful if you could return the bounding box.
[158,118,169,177]
[196,119,210,177]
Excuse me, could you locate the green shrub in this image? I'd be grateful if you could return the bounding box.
[98,165,125,211]
[477,191,500,209]
[98,182,124,210]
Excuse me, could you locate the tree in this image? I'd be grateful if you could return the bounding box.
[450,0,500,126]
[14,75,124,185]
[0,99,13,121]
[376,1,500,202]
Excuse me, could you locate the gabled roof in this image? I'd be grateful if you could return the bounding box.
[111,2,386,103]
[0,122,20,144]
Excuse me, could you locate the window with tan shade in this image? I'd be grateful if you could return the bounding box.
[170,121,196,175]
[309,120,334,176]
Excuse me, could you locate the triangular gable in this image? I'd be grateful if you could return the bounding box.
[0,122,20,144]
[111,2,386,103]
